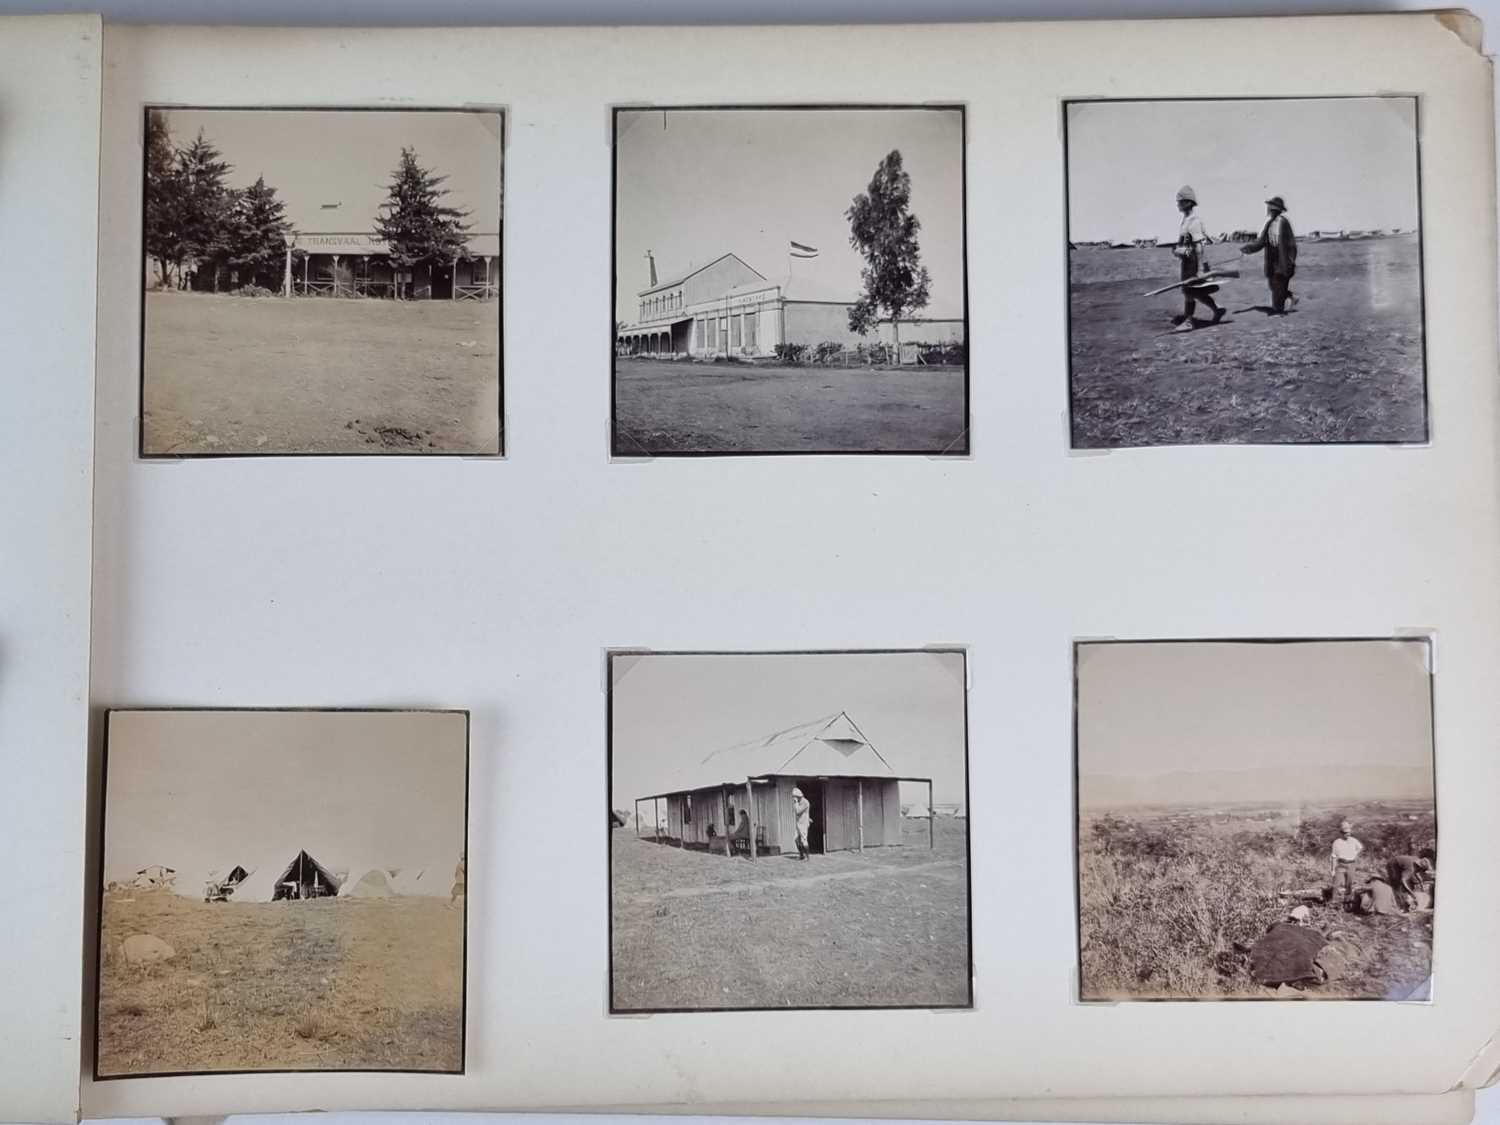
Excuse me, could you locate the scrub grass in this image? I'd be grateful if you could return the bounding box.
[1077,799,1435,1001]
[1068,235,1425,447]
[97,890,463,1075]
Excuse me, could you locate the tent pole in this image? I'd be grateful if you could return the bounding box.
[928,780,935,850]
[654,797,660,843]
[721,787,731,857]
[634,798,640,838]
[857,779,865,853]
[746,778,756,860]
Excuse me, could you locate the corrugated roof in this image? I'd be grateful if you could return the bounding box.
[640,711,903,798]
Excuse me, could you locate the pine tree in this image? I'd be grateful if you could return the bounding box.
[373,147,472,298]
[143,110,187,288]
[845,149,932,359]
[227,176,293,289]
[175,130,236,291]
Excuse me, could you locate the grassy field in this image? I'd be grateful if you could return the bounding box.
[1069,235,1426,447]
[610,818,970,1010]
[142,291,501,455]
[1077,799,1435,1001]
[97,890,463,1075]
[613,359,967,454]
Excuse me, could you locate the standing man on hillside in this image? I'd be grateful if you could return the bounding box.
[1240,195,1299,314]
[1329,819,1363,907]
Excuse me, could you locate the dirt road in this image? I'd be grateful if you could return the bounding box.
[142,291,501,455]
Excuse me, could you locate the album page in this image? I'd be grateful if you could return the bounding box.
[60,10,1500,1124]
[0,14,102,1125]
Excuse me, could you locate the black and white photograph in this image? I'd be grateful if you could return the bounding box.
[1075,639,1437,1002]
[1066,97,1426,448]
[95,709,468,1077]
[608,650,971,1011]
[612,107,968,456]
[140,108,502,456]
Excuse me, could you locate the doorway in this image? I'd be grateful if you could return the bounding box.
[793,779,827,854]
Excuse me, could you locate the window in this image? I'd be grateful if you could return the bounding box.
[694,319,704,349]
[730,317,741,348]
[707,319,718,349]
[744,312,757,350]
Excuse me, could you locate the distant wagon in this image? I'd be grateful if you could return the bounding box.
[632,711,935,858]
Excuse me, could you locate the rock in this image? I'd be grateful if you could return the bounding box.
[122,934,175,965]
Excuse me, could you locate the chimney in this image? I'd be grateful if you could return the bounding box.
[645,250,657,288]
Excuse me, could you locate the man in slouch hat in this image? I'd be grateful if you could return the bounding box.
[1241,194,1299,313]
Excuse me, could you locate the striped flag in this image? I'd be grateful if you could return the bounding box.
[789,240,819,259]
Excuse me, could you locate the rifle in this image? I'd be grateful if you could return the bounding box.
[1143,264,1241,298]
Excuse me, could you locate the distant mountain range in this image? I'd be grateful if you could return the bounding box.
[1080,764,1433,809]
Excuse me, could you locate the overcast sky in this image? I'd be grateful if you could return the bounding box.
[154,109,502,233]
[1077,640,1434,803]
[614,107,965,323]
[103,710,467,881]
[610,651,968,808]
[1067,98,1419,243]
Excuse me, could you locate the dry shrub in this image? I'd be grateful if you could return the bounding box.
[293,1012,336,1042]
[1079,806,1430,999]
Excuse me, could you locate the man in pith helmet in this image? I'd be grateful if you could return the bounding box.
[1171,184,1226,332]
[1240,194,1299,313]
[791,787,813,860]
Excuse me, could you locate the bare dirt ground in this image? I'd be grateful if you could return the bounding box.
[613,359,967,454]
[97,891,463,1075]
[610,818,970,1010]
[142,292,501,455]
[1069,235,1426,447]
[1077,799,1435,1001]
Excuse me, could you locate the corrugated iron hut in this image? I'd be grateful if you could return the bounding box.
[633,712,934,858]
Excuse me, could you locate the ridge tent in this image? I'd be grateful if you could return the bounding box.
[130,864,176,890]
[633,711,934,858]
[343,864,454,898]
[230,849,343,901]
[342,868,394,898]
[171,862,250,900]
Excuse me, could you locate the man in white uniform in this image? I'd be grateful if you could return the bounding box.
[1171,185,1226,332]
[1329,818,1363,907]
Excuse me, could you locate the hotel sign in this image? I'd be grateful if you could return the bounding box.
[291,232,389,255]
[289,232,500,257]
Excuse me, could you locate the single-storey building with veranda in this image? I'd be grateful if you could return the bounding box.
[154,231,501,299]
[632,711,936,859]
[283,231,501,299]
[615,252,963,361]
